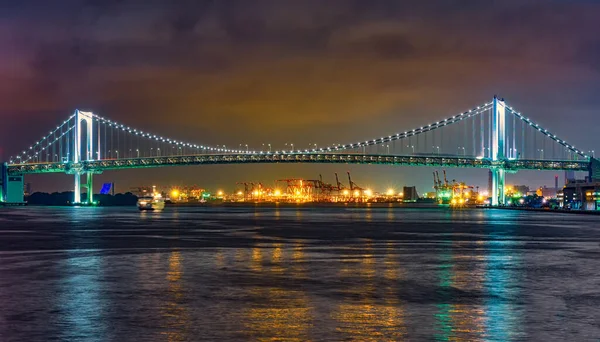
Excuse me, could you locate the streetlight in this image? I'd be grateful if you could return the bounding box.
[245,144,248,152]
[136,149,140,158]
[115,150,119,159]
[157,148,161,156]
[411,145,415,154]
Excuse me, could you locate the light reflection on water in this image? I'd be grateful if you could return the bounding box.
[161,251,190,341]
[59,252,108,342]
[242,242,313,341]
[332,241,407,341]
[484,231,524,341]
[0,206,599,340]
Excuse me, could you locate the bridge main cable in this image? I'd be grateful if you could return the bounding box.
[504,105,589,159]
[302,101,493,154]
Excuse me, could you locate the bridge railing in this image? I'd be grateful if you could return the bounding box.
[6,153,590,175]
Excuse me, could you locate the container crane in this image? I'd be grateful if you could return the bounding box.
[347,171,364,191]
[276,179,312,199]
[334,173,346,192]
[308,174,335,200]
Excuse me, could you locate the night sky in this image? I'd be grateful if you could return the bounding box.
[1,1,599,194]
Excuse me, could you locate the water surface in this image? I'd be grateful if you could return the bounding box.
[0,206,599,341]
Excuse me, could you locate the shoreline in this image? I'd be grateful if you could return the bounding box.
[481,206,600,215]
[5,202,599,214]
[166,201,442,209]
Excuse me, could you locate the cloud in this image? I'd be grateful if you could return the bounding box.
[2,0,600,159]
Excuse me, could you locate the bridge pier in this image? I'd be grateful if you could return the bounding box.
[1,162,25,204]
[86,172,93,204]
[491,168,506,206]
[1,162,6,203]
[74,172,81,204]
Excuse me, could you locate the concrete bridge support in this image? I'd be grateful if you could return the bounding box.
[491,168,506,206]
[86,172,93,204]
[72,110,95,204]
[1,162,24,204]
[74,172,81,204]
[0,162,6,203]
[491,96,507,206]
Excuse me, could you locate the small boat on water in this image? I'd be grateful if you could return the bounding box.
[137,193,165,211]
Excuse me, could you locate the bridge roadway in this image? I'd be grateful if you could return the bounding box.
[6,153,590,175]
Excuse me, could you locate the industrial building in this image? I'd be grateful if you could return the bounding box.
[558,180,600,210]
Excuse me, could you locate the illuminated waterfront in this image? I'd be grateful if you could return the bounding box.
[0,207,599,341]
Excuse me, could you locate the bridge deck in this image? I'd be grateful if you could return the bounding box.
[6,153,589,175]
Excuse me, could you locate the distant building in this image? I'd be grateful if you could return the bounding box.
[403,186,419,202]
[423,192,437,199]
[565,170,575,186]
[536,186,557,198]
[513,185,529,196]
[558,180,600,210]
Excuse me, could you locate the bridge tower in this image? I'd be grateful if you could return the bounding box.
[73,110,96,204]
[491,96,506,206]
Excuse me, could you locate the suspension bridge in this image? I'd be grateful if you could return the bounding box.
[1,96,598,206]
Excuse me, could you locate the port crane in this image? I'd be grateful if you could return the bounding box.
[334,173,347,193]
[236,182,267,200]
[347,171,364,193]
[309,174,338,200]
[276,179,312,198]
[319,174,337,195]
[433,169,481,205]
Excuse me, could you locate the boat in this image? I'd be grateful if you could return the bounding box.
[137,193,165,211]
